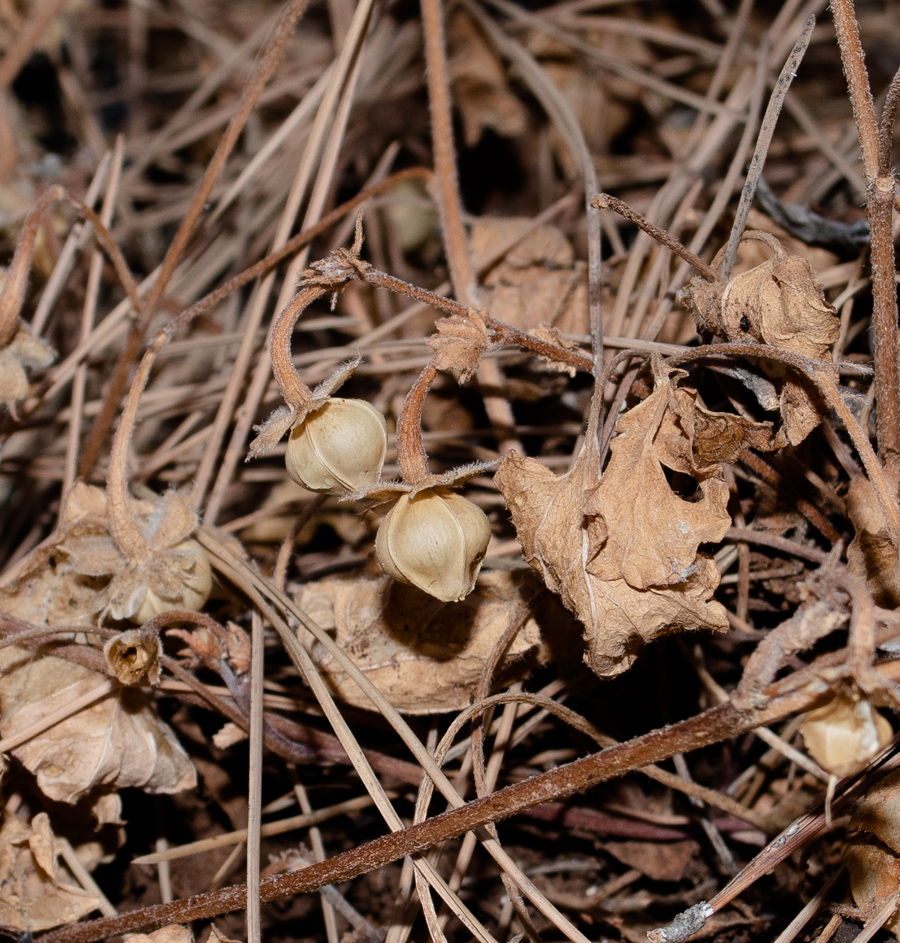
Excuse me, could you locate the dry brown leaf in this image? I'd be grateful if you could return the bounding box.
[683,233,838,447]
[602,839,699,883]
[448,11,527,147]
[0,812,100,931]
[471,218,589,336]
[496,361,730,678]
[295,570,556,714]
[845,769,900,937]
[654,385,777,476]
[0,646,196,807]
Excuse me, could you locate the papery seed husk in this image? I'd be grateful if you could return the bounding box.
[376,488,491,602]
[132,539,213,625]
[285,398,387,494]
[800,694,892,778]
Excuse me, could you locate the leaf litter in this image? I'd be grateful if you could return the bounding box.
[0,1,897,942]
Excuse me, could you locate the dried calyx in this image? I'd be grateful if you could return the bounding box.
[375,487,491,602]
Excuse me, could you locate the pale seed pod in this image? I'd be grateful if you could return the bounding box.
[800,693,892,778]
[133,539,214,625]
[375,487,491,602]
[285,398,387,495]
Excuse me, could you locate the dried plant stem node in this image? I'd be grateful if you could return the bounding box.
[285,398,387,495]
[375,487,491,602]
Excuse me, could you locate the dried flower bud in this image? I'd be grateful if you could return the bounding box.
[800,693,892,778]
[285,398,387,495]
[375,487,491,602]
[132,539,213,625]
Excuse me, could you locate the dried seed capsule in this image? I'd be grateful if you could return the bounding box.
[132,539,214,625]
[375,487,491,602]
[800,693,892,778]
[285,398,387,495]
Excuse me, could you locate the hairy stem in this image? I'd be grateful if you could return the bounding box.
[831,0,900,474]
[396,362,438,484]
[592,194,719,283]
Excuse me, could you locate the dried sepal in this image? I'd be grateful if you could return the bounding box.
[527,323,580,377]
[57,486,213,624]
[375,487,491,602]
[248,356,362,459]
[102,538,213,624]
[353,460,498,504]
[285,397,387,495]
[103,629,161,685]
[427,310,491,382]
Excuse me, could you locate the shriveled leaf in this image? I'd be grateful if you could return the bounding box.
[496,360,730,678]
[682,234,837,447]
[588,377,731,590]
[295,571,555,713]
[0,647,196,805]
[655,385,777,475]
[0,812,99,932]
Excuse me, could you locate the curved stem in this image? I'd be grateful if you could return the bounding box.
[396,362,438,484]
[0,184,63,347]
[269,286,323,410]
[106,344,162,565]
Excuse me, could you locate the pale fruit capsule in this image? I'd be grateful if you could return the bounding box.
[800,693,893,778]
[133,539,214,625]
[375,487,491,602]
[285,398,387,495]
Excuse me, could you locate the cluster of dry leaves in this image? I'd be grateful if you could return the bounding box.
[0,0,899,942]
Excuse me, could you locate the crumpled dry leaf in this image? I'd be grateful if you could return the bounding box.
[471,218,589,337]
[427,310,491,382]
[0,646,196,806]
[448,11,527,146]
[496,360,730,678]
[0,812,100,932]
[654,384,777,476]
[682,232,838,446]
[847,475,900,608]
[295,570,557,713]
[845,769,900,938]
